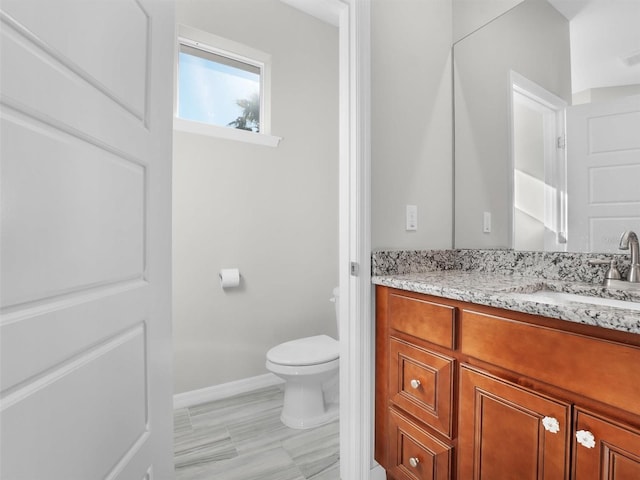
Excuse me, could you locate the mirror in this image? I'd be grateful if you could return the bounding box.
[453,0,640,254]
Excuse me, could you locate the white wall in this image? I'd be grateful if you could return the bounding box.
[452,0,524,42]
[371,0,453,250]
[172,0,339,394]
[513,99,546,251]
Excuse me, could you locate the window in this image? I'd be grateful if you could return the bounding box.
[178,41,261,131]
[174,26,280,147]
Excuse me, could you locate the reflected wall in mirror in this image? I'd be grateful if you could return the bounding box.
[454,0,640,254]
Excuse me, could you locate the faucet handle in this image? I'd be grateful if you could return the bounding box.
[619,230,638,250]
[619,230,640,282]
[589,259,622,285]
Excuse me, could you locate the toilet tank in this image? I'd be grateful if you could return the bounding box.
[331,286,340,338]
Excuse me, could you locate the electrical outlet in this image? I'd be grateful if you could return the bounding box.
[406,205,418,231]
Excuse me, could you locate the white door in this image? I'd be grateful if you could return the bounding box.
[566,94,640,253]
[0,1,175,479]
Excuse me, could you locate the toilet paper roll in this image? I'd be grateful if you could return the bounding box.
[219,268,241,288]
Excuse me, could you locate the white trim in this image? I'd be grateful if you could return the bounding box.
[172,373,284,409]
[178,36,266,73]
[508,70,568,250]
[338,0,373,479]
[174,2,373,477]
[173,117,282,147]
[177,25,272,65]
[511,70,567,111]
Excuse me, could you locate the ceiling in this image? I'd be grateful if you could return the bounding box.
[279,0,341,27]
[548,0,640,92]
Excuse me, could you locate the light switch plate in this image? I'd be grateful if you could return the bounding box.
[483,211,491,233]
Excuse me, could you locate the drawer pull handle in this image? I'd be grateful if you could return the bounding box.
[542,416,560,434]
[409,457,420,468]
[410,379,421,389]
[576,430,596,449]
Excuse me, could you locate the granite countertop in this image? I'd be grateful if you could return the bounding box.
[372,270,640,335]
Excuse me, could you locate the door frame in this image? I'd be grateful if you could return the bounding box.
[298,0,375,477]
[508,70,568,251]
[281,0,374,476]
[172,0,374,476]
[335,0,374,478]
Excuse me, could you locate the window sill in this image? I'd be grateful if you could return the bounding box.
[173,117,282,147]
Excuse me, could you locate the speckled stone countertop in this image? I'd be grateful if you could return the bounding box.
[372,250,640,335]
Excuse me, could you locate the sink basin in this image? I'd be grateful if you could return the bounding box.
[514,291,640,312]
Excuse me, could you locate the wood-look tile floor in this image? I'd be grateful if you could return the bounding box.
[174,385,340,480]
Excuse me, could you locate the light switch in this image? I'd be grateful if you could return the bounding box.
[406,205,418,231]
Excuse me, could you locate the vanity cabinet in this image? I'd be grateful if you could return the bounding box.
[375,285,640,480]
[376,288,457,479]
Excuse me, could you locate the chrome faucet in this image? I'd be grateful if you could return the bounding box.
[619,230,640,283]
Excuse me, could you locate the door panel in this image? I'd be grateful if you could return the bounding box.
[458,366,571,480]
[566,95,640,252]
[573,409,640,480]
[1,325,147,479]
[0,0,174,478]
[0,14,148,156]
[1,0,149,118]
[1,112,145,307]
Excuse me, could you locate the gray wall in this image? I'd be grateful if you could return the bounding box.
[371,0,453,251]
[173,0,339,394]
[453,0,523,42]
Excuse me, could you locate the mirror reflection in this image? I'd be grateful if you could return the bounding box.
[454,0,640,254]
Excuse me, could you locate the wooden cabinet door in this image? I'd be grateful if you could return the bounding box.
[573,409,640,480]
[459,366,571,480]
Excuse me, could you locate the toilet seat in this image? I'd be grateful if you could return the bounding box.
[266,334,339,366]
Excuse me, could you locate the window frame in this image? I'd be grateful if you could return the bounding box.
[174,24,281,147]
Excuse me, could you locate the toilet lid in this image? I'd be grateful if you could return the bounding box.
[267,335,339,366]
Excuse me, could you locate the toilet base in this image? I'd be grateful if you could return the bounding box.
[265,339,340,430]
[278,372,339,429]
[281,400,339,430]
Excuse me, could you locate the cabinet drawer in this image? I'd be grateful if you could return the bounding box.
[388,409,452,480]
[389,291,456,348]
[460,309,640,417]
[573,408,640,479]
[389,338,455,438]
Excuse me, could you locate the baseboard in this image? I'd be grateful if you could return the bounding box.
[173,373,284,409]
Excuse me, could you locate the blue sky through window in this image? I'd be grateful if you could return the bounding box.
[178,51,260,129]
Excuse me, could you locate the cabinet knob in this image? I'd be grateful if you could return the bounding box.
[409,457,420,468]
[576,430,596,449]
[542,416,560,434]
[410,379,421,389]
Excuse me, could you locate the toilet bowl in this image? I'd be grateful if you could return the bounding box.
[265,288,340,429]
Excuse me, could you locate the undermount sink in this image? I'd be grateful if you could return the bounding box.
[605,279,640,292]
[514,291,640,312]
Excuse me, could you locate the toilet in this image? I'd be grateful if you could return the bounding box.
[265,287,340,429]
